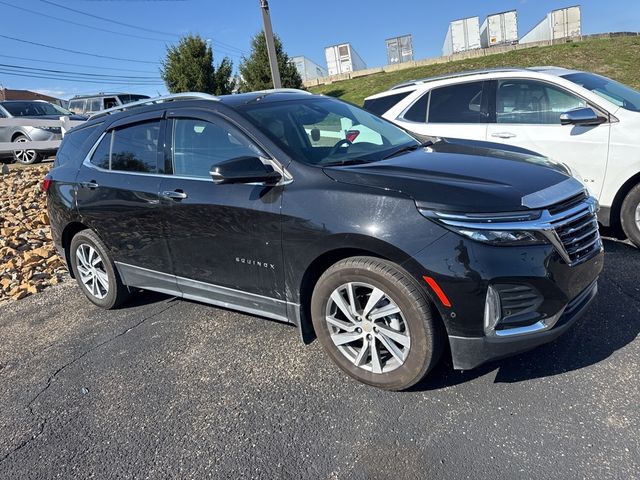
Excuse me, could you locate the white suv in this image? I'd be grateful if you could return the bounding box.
[364,67,640,247]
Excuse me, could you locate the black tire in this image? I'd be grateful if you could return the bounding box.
[620,184,640,248]
[69,230,130,309]
[311,256,442,390]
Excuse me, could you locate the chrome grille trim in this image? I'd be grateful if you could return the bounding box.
[420,193,602,267]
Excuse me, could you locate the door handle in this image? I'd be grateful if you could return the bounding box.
[162,190,187,200]
[80,181,99,189]
[491,132,516,139]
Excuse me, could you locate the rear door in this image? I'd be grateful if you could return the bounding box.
[395,80,490,141]
[75,111,175,291]
[486,78,610,198]
[158,107,286,320]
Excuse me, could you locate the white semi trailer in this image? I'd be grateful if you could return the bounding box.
[520,5,581,44]
[480,10,519,48]
[324,43,367,76]
[442,17,481,56]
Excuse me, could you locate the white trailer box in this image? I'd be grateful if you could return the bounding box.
[442,17,481,56]
[292,55,327,82]
[325,43,367,76]
[480,10,518,48]
[386,34,414,65]
[521,5,581,44]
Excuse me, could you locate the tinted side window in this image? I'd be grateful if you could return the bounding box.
[172,118,260,178]
[428,82,486,123]
[90,132,111,169]
[363,90,413,116]
[68,99,84,114]
[55,124,100,167]
[403,92,429,122]
[110,121,160,173]
[89,98,102,112]
[496,80,587,124]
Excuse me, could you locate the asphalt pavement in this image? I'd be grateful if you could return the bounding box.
[0,238,638,479]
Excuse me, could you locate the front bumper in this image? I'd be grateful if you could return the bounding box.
[448,279,598,370]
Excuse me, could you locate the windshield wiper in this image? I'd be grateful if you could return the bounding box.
[321,158,372,167]
[382,140,434,160]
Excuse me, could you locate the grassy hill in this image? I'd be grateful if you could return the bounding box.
[308,36,640,106]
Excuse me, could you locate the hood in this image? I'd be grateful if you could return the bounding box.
[323,139,576,213]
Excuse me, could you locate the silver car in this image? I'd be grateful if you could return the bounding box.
[0,101,85,164]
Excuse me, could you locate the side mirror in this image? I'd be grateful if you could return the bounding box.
[560,107,606,126]
[210,156,282,185]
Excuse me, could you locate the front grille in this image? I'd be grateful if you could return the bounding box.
[548,199,601,265]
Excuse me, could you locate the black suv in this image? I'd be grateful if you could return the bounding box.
[45,91,603,390]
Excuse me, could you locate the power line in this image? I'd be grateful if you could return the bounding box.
[38,0,248,56]
[0,1,170,43]
[0,69,163,85]
[0,33,159,65]
[0,53,158,74]
[39,0,178,38]
[0,63,161,81]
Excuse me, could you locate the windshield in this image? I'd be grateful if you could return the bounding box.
[563,72,640,112]
[118,94,150,104]
[0,101,66,117]
[238,97,418,166]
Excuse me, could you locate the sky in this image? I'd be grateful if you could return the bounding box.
[0,0,639,100]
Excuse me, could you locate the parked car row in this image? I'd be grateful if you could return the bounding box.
[0,100,85,164]
[46,89,604,390]
[0,93,150,165]
[364,67,640,248]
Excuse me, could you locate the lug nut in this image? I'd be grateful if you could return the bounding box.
[366,334,372,340]
[356,327,362,333]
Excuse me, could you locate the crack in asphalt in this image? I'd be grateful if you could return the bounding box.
[0,301,176,466]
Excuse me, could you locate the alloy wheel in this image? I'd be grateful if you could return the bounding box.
[324,282,410,374]
[13,137,37,164]
[75,243,109,299]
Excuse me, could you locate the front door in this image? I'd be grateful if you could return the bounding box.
[158,108,286,320]
[486,78,610,199]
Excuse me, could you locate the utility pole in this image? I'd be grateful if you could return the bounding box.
[259,0,282,89]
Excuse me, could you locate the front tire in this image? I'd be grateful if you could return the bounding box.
[12,135,43,165]
[69,230,130,309]
[620,184,640,248]
[311,257,442,390]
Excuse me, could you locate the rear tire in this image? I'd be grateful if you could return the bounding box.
[311,256,442,390]
[69,230,130,309]
[12,135,43,165]
[620,184,640,248]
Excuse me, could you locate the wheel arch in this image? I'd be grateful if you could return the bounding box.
[11,130,29,142]
[294,238,443,344]
[609,171,640,230]
[60,221,90,278]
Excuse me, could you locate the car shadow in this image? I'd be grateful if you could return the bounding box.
[410,238,640,391]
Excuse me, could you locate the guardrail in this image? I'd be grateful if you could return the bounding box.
[0,116,85,154]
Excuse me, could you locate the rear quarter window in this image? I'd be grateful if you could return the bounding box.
[363,91,414,116]
[54,124,101,167]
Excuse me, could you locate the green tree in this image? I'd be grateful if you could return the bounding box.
[161,34,235,95]
[238,32,303,92]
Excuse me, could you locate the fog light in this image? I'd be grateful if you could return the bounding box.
[484,285,501,335]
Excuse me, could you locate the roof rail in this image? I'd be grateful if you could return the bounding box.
[89,92,220,120]
[389,67,530,90]
[252,88,313,95]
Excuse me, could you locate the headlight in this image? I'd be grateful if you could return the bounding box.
[40,127,61,133]
[419,209,549,246]
[454,229,543,245]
